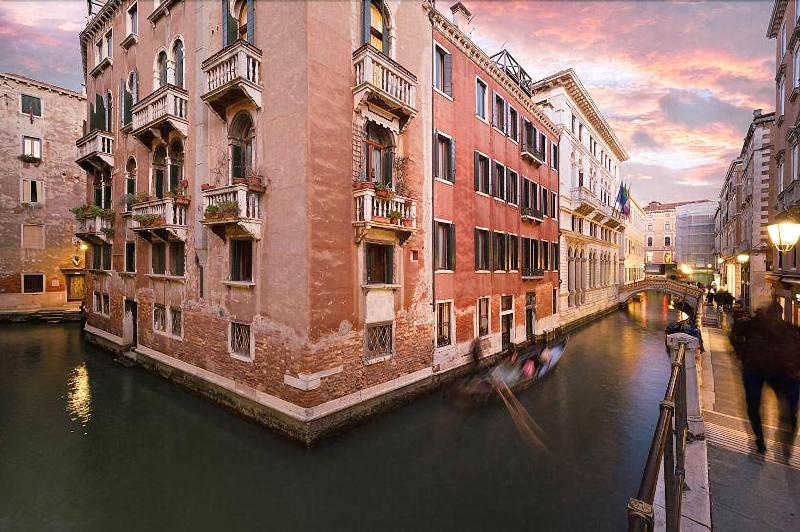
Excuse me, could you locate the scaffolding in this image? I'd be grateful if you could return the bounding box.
[675,201,717,282]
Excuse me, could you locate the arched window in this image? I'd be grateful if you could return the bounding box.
[363,122,393,185]
[364,0,390,54]
[665,236,671,247]
[172,40,184,88]
[169,140,184,193]
[647,236,653,247]
[124,157,137,210]
[229,112,254,181]
[123,70,138,125]
[157,50,168,88]
[153,145,167,199]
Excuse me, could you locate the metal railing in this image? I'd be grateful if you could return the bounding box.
[627,342,688,532]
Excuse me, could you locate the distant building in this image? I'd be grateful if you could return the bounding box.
[0,73,86,316]
[643,201,678,276]
[623,196,647,284]
[767,0,800,325]
[533,69,630,328]
[675,200,717,285]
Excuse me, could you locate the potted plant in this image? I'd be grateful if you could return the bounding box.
[99,208,115,220]
[132,191,151,204]
[232,176,248,186]
[19,154,41,164]
[101,226,115,238]
[133,213,159,227]
[388,210,402,225]
[374,182,392,199]
[353,170,375,191]
[218,199,239,218]
[201,183,215,192]
[402,217,414,228]
[203,204,221,220]
[70,206,90,220]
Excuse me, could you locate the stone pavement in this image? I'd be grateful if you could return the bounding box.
[699,304,800,531]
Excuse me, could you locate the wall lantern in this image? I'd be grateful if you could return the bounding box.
[767,210,800,253]
[736,254,749,263]
[717,257,724,264]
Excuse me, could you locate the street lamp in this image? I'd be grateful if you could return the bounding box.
[736,254,749,263]
[767,211,800,253]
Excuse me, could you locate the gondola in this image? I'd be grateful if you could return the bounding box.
[446,336,569,407]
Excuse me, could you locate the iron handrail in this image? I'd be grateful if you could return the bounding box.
[627,342,688,532]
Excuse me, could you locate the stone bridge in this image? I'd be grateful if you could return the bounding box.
[618,277,704,310]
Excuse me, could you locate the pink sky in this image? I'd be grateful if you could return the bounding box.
[0,0,775,203]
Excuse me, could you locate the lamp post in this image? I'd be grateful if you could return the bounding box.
[767,211,800,253]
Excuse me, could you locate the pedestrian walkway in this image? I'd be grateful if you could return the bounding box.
[699,304,800,531]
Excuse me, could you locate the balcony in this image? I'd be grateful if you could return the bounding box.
[75,214,113,245]
[521,267,545,279]
[75,130,114,172]
[201,183,263,239]
[353,45,417,129]
[521,206,544,223]
[89,56,112,78]
[521,144,546,166]
[130,85,188,148]
[571,186,601,217]
[130,196,189,242]
[353,186,417,244]
[201,40,263,120]
[777,178,800,211]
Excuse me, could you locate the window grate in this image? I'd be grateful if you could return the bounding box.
[365,323,393,360]
[230,322,251,358]
[153,304,166,331]
[170,307,182,337]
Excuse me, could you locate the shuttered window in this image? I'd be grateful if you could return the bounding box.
[435,221,455,271]
[434,133,455,182]
[152,243,166,274]
[125,241,136,273]
[230,239,253,281]
[477,297,489,337]
[474,152,490,193]
[21,94,41,117]
[506,170,518,205]
[22,136,42,158]
[433,44,452,97]
[541,187,549,217]
[508,106,518,141]
[493,92,506,131]
[365,243,394,284]
[474,228,490,271]
[21,179,44,204]
[507,234,518,271]
[21,224,45,249]
[436,302,452,347]
[475,78,487,119]
[169,241,185,276]
[492,161,506,200]
[492,232,506,271]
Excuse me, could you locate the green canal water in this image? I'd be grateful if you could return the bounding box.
[0,292,678,531]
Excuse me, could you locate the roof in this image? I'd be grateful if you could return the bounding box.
[643,200,713,213]
[0,72,84,99]
[767,0,788,38]
[531,68,629,162]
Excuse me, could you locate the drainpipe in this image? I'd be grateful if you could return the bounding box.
[430,14,436,320]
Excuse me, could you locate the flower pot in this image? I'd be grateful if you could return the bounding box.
[180,179,189,189]
[232,177,248,186]
[376,189,389,198]
[204,212,220,221]
[402,218,413,227]
[353,181,375,191]
[201,183,214,191]
[373,216,389,224]
[174,196,190,205]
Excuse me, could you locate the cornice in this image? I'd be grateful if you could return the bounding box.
[79,0,124,78]
[767,0,788,39]
[424,3,558,138]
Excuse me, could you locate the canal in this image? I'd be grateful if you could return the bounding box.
[0,292,678,531]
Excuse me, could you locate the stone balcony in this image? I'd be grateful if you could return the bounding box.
[75,129,114,172]
[201,40,263,120]
[130,85,188,147]
[777,178,800,212]
[201,183,263,239]
[130,196,189,242]
[352,45,417,128]
[521,143,546,166]
[571,186,600,216]
[75,215,113,245]
[521,267,544,279]
[521,206,544,223]
[353,186,417,244]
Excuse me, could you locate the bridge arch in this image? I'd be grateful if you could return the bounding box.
[618,278,704,315]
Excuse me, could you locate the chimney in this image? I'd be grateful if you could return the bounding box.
[450,2,472,32]
[753,108,762,118]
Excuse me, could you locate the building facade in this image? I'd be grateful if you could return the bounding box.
[428,4,561,372]
[716,109,774,310]
[76,0,441,441]
[533,70,629,328]
[623,196,647,284]
[675,200,717,285]
[0,73,86,315]
[767,0,800,325]
[644,201,678,277]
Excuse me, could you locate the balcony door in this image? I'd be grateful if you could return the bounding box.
[153,145,167,198]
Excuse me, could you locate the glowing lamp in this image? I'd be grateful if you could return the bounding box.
[736,254,749,263]
[717,257,724,264]
[79,243,89,251]
[767,211,800,253]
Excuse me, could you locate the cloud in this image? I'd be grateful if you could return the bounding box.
[658,89,752,130]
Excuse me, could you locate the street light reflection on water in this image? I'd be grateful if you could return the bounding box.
[66,362,92,426]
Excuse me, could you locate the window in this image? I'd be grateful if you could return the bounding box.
[492,161,506,200]
[664,222,671,231]
[22,136,42,159]
[435,221,455,270]
[522,178,538,211]
[169,241,185,276]
[93,291,102,312]
[541,186,549,216]
[365,243,394,284]
[22,273,44,293]
[99,244,112,270]
[551,242,558,271]
[157,50,168,88]
[230,112,255,181]
[550,191,557,218]
[125,241,136,272]
[525,292,535,339]
[474,228,490,271]
[493,92,506,131]
[152,145,167,198]
[21,224,44,249]
[778,159,785,191]
[172,39,184,89]
[508,106,518,141]
[365,322,393,360]
[507,234,518,270]
[435,132,455,182]
[229,321,252,360]
[21,179,44,204]
[492,232,506,270]
[170,307,182,337]
[522,119,536,154]
[230,239,253,281]
[436,302,452,347]
[779,76,786,117]
[367,0,387,52]
[477,297,489,337]
[506,170,518,205]
[152,243,166,274]
[539,132,547,164]
[102,293,110,315]
[474,152,490,194]
[476,78,487,119]
[665,236,671,247]
[124,158,136,209]
[552,142,559,170]
[153,304,167,332]
[433,44,452,97]
[168,140,184,193]
[521,237,539,274]
[647,236,653,247]
[21,94,41,117]
[647,223,653,231]
[362,122,393,185]
[781,22,787,58]
[128,2,138,35]
[236,0,249,42]
[542,240,549,271]
[571,115,577,134]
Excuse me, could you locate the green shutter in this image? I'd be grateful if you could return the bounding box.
[447,224,455,271]
[383,148,393,186]
[231,145,243,178]
[169,164,179,191]
[448,137,456,182]
[443,53,452,96]
[224,0,238,47]
[434,223,440,270]
[155,169,164,198]
[473,152,480,191]
[474,228,480,271]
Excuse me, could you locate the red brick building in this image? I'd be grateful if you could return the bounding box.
[428,4,561,371]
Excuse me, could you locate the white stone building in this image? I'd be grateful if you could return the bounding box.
[533,69,629,328]
[623,196,647,284]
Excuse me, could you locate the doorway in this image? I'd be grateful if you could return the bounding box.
[123,299,137,346]
[66,274,84,302]
[500,295,514,350]
[525,292,536,340]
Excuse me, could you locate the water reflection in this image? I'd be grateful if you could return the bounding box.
[66,362,92,425]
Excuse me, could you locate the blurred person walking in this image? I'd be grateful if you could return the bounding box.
[730,303,800,455]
